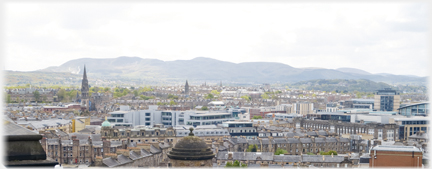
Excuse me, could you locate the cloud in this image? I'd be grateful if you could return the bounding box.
[4,2,429,77]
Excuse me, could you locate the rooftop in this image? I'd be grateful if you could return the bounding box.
[371,145,422,152]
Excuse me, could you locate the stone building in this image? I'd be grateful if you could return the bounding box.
[167,128,214,167]
[7,88,57,103]
[215,152,354,168]
[290,117,400,141]
[223,136,351,155]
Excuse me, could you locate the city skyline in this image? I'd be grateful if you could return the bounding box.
[4,2,429,76]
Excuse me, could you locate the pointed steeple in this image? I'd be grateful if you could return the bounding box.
[83,65,87,80]
[81,65,89,100]
[185,80,189,95]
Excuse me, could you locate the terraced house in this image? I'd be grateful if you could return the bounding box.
[223,136,351,155]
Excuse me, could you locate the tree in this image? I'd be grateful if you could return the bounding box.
[274,148,288,155]
[133,90,139,97]
[104,87,111,93]
[201,106,209,110]
[205,94,214,99]
[247,144,258,152]
[261,93,269,99]
[225,162,233,167]
[169,100,176,106]
[168,94,179,100]
[57,89,66,102]
[33,90,40,101]
[6,94,11,103]
[252,115,262,119]
[211,90,220,96]
[240,95,251,101]
[225,160,246,168]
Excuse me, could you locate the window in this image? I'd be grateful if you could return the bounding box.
[145,113,151,116]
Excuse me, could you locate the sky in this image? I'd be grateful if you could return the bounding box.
[4,2,430,77]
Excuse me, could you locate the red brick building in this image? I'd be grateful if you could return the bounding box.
[369,145,423,167]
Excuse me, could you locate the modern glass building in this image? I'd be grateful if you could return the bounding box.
[374,88,400,111]
[398,102,429,116]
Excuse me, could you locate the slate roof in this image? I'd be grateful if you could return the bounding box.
[129,151,141,160]
[216,152,274,161]
[102,157,120,168]
[300,138,312,143]
[150,145,161,154]
[339,138,350,142]
[272,138,288,144]
[326,137,338,143]
[307,131,318,137]
[247,139,260,145]
[314,137,326,143]
[302,155,344,163]
[273,155,301,162]
[3,119,40,136]
[117,154,133,164]
[287,138,301,144]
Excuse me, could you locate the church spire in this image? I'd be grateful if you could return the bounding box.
[185,80,189,95]
[83,65,87,80]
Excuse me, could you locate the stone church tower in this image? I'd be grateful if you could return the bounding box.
[185,80,189,95]
[81,65,90,110]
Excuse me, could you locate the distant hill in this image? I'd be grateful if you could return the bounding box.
[336,68,372,75]
[5,71,81,86]
[291,79,428,93]
[32,56,427,84]
[291,79,392,92]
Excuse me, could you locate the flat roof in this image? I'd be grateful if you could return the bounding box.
[398,102,429,110]
[371,145,422,152]
[108,111,129,114]
[223,121,253,124]
[393,117,429,121]
[191,113,231,116]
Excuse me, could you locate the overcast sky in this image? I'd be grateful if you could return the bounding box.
[4,2,429,77]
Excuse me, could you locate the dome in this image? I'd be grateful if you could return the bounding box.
[167,128,214,160]
[101,117,111,127]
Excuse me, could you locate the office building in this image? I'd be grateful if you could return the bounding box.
[398,102,429,116]
[374,88,400,111]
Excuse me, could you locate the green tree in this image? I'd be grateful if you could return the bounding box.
[252,115,262,119]
[201,106,209,110]
[104,87,111,93]
[233,160,240,167]
[57,89,66,102]
[169,100,176,106]
[261,93,269,99]
[274,148,288,155]
[211,90,220,96]
[247,144,258,152]
[241,95,251,101]
[6,94,11,103]
[225,162,233,167]
[168,94,179,100]
[205,94,214,99]
[133,90,139,97]
[33,90,40,101]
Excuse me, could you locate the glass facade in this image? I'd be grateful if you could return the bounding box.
[399,103,429,116]
[380,96,394,111]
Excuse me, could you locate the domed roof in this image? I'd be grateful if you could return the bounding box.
[167,128,214,160]
[174,135,208,149]
[101,117,111,127]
